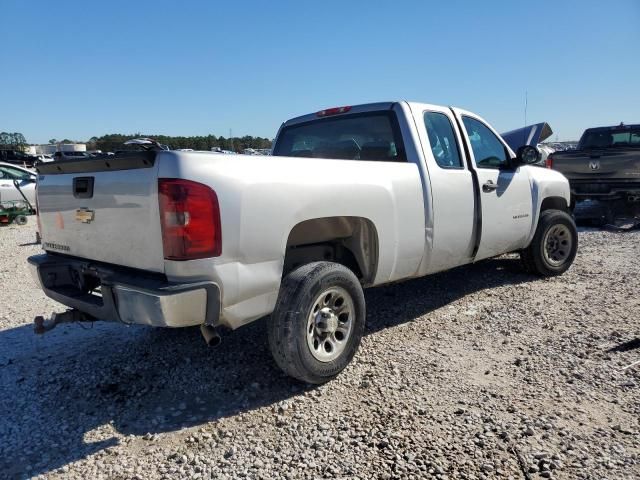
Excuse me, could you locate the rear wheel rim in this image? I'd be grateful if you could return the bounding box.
[306,287,354,363]
[543,224,572,266]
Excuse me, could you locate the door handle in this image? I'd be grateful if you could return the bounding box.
[482,180,498,193]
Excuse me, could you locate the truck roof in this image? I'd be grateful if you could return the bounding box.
[584,123,640,132]
[281,102,398,127]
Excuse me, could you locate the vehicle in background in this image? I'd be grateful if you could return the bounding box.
[537,144,556,166]
[501,122,553,166]
[53,151,91,161]
[30,101,576,384]
[243,148,272,155]
[0,150,38,168]
[36,154,54,163]
[211,147,235,154]
[0,162,37,204]
[548,123,640,206]
[546,142,578,152]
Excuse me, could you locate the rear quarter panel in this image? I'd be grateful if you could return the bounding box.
[157,151,425,329]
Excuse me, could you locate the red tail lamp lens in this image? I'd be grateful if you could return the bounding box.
[158,178,221,260]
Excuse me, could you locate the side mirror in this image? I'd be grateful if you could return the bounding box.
[515,145,541,165]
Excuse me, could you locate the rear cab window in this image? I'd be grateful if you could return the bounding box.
[580,127,640,149]
[273,111,406,162]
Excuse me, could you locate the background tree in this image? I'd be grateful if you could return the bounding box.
[92,133,272,153]
[0,132,28,151]
[0,132,11,147]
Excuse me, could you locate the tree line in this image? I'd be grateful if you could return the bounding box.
[3,132,273,154]
[86,134,273,153]
[0,132,28,151]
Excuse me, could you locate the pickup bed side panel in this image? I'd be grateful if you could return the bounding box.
[157,152,425,329]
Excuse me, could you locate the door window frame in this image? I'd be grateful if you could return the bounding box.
[423,110,465,170]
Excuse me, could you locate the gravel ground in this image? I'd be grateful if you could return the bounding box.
[1,220,639,480]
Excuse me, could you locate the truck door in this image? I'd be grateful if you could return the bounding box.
[452,109,533,261]
[411,104,476,273]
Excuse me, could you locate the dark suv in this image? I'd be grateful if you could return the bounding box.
[0,150,38,167]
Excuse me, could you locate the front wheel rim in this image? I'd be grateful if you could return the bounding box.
[543,224,573,266]
[306,287,354,362]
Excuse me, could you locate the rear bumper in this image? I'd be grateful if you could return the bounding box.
[570,180,640,198]
[28,253,220,328]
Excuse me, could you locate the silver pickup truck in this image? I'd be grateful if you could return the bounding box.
[29,101,577,383]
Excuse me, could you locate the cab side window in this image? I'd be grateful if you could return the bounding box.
[462,116,509,169]
[424,112,463,168]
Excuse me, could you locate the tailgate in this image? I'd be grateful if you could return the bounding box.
[553,149,640,180]
[36,152,166,273]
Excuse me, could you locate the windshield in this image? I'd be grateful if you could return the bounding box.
[580,128,640,149]
[273,111,406,162]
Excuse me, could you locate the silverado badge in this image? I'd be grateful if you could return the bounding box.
[75,208,95,224]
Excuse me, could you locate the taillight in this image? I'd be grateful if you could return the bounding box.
[545,154,553,169]
[317,106,352,117]
[158,178,221,260]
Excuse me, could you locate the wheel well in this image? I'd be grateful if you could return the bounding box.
[283,217,378,284]
[540,196,569,213]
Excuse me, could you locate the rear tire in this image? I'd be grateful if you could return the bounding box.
[267,262,365,384]
[14,215,27,226]
[521,209,577,276]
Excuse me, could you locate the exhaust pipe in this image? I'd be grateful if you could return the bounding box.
[200,324,222,347]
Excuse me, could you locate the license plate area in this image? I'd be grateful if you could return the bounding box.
[40,263,104,306]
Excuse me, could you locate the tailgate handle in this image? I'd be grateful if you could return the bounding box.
[73,177,94,199]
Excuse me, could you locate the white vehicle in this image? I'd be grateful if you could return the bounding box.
[29,101,577,383]
[0,162,37,205]
[36,154,54,163]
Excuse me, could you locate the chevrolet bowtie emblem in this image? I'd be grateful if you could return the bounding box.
[75,208,95,223]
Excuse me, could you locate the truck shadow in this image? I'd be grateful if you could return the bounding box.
[0,256,534,478]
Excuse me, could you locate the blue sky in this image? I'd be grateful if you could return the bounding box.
[2,0,639,144]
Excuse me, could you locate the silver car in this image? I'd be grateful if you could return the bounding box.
[0,162,37,205]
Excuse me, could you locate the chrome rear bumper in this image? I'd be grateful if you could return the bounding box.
[28,253,220,328]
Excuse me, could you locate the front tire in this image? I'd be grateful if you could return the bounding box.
[521,209,578,276]
[268,262,365,384]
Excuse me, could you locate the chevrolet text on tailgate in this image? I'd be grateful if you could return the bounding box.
[30,101,577,384]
